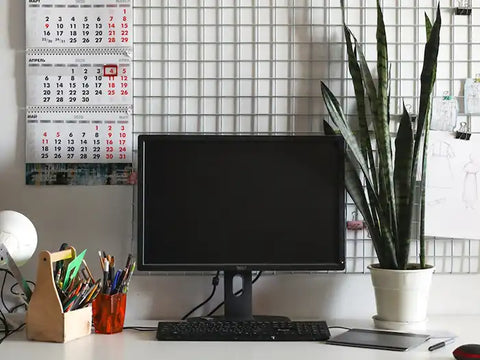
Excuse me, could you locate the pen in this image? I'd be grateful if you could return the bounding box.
[109,255,115,282]
[110,269,122,294]
[125,253,132,269]
[83,281,100,305]
[428,338,455,351]
[55,242,69,277]
[102,258,109,294]
[122,261,135,293]
[98,251,105,271]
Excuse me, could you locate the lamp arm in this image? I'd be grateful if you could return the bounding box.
[0,243,32,303]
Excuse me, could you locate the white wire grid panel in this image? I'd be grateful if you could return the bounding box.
[133,0,480,273]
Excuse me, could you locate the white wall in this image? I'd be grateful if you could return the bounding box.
[2,0,480,322]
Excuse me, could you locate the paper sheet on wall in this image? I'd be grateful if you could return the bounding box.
[26,0,132,49]
[25,106,133,185]
[26,49,132,107]
[425,131,480,239]
[25,0,133,185]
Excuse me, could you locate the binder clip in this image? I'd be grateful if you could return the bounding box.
[455,122,471,140]
[346,210,364,231]
[455,0,472,15]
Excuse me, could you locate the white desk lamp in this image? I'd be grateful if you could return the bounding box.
[0,210,37,303]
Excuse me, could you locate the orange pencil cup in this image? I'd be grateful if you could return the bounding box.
[92,293,126,334]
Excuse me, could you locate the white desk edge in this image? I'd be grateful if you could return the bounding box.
[2,315,477,360]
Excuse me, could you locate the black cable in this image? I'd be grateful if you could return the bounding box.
[0,270,34,344]
[206,271,262,317]
[10,281,35,296]
[328,326,351,330]
[123,326,156,331]
[8,303,27,313]
[0,269,14,278]
[0,270,14,313]
[181,271,220,320]
[0,269,35,314]
[0,323,25,344]
[0,308,9,336]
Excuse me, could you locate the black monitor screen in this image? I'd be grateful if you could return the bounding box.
[137,135,345,271]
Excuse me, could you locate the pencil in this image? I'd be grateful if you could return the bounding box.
[98,251,105,271]
[82,259,95,283]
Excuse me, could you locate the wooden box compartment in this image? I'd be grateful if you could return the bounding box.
[27,248,92,343]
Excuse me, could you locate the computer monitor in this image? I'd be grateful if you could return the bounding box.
[137,134,345,321]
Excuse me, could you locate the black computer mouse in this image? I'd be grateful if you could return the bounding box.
[453,344,480,360]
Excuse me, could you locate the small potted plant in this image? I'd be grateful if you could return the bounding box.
[321,1,441,330]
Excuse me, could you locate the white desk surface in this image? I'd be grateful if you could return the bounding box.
[2,315,478,360]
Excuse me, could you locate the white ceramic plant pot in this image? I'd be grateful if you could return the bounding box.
[368,264,435,331]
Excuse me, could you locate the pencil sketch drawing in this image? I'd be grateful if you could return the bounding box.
[463,154,479,210]
[427,140,455,189]
[425,131,480,239]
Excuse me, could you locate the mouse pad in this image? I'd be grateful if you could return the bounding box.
[326,328,430,351]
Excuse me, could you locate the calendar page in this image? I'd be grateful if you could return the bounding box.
[26,107,133,185]
[25,0,134,185]
[26,49,132,106]
[26,0,132,48]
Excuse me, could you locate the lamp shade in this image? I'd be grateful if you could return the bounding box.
[0,210,37,266]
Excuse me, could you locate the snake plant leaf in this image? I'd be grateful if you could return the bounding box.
[394,104,414,269]
[355,43,378,123]
[387,65,392,125]
[343,157,386,265]
[356,41,394,217]
[344,25,378,192]
[324,120,397,268]
[376,0,389,129]
[326,2,441,269]
[321,82,372,186]
[425,12,433,39]
[356,42,393,209]
[419,109,432,269]
[344,27,368,154]
[374,0,397,243]
[321,82,388,222]
[411,6,441,268]
[412,5,441,180]
[418,12,437,268]
[323,118,398,269]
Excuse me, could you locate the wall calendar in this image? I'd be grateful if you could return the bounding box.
[26,0,131,48]
[26,49,132,106]
[25,0,133,185]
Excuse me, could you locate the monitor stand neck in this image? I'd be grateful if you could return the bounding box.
[187,270,290,322]
[222,270,289,322]
[224,270,254,321]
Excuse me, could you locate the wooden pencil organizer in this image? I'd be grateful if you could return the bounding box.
[26,247,92,343]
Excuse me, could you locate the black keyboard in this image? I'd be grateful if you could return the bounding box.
[156,320,330,341]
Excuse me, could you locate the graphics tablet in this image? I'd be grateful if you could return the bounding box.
[326,328,430,351]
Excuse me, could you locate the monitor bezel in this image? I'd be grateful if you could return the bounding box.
[137,134,345,272]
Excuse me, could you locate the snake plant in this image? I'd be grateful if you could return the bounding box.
[321,1,441,269]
